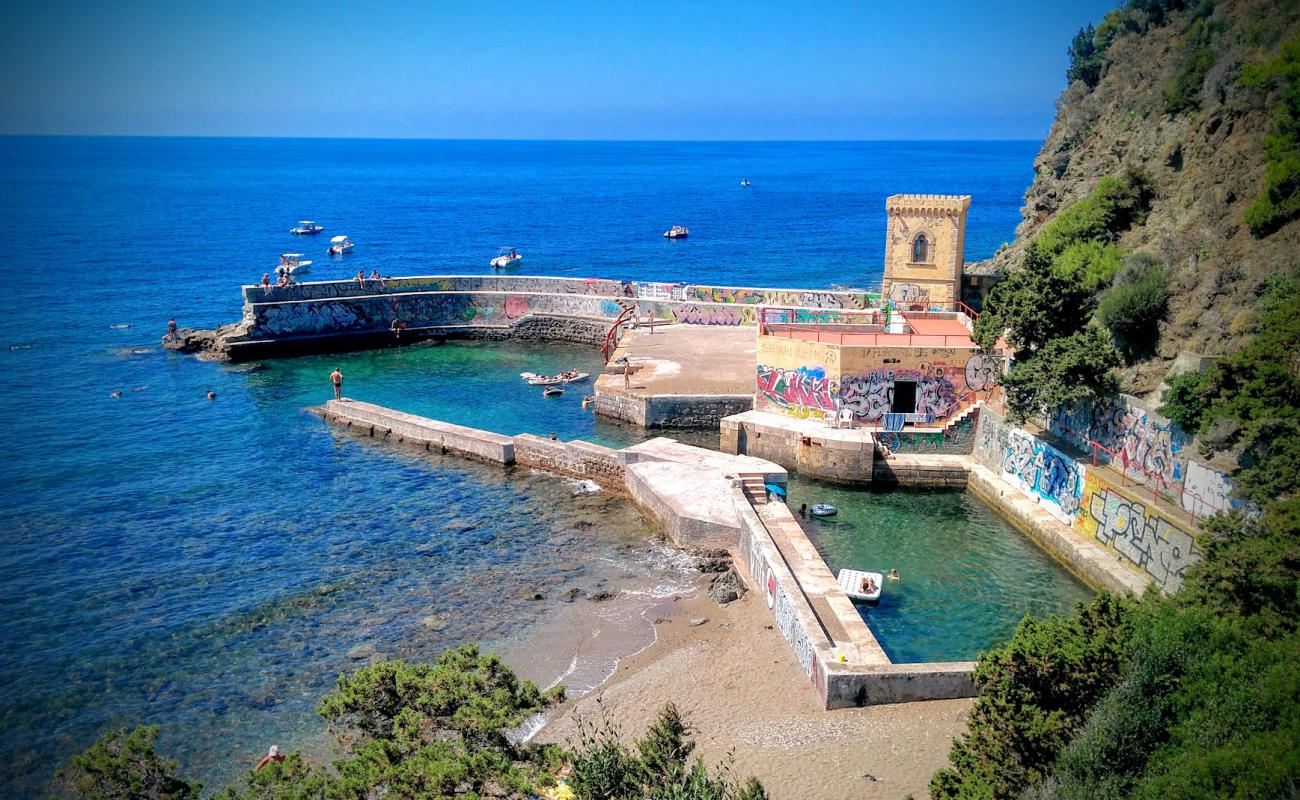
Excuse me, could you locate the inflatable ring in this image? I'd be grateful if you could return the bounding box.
[810,503,838,517]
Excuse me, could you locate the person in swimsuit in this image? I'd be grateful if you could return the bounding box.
[254,745,285,772]
[330,368,343,401]
[166,318,178,343]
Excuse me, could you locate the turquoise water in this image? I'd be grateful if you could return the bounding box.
[784,481,1093,663]
[0,138,1039,797]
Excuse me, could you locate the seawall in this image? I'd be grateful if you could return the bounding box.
[184,275,879,361]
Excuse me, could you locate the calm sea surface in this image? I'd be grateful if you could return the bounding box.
[0,138,1045,797]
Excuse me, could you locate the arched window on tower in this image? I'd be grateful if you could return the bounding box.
[912,234,929,263]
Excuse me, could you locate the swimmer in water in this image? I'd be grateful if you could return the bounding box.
[207,391,217,400]
[888,568,901,581]
[110,390,122,399]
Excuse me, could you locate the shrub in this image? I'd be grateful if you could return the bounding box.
[1158,369,1211,431]
[569,703,767,800]
[1067,24,1106,88]
[1163,19,1218,114]
[1000,326,1121,422]
[1052,240,1125,288]
[1031,168,1154,259]
[56,726,201,800]
[1097,262,1170,359]
[1241,34,1300,236]
[929,593,1137,800]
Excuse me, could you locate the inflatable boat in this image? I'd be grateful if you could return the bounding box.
[837,568,883,603]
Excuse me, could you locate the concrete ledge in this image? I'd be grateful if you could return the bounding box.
[824,662,978,708]
[873,453,971,487]
[967,464,1152,595]
[316,399,515,464]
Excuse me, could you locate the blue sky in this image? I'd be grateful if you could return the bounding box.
[0,0,1117,139]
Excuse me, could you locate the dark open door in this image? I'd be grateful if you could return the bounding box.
[891,380,917,414]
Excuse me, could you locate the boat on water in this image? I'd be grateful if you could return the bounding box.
[491,247,523,269]
[663,225,689,239]
[290,220,324,235]
[837,568,884,603]
[740,178,751,187]
[328,235,354,255]
[521,371,590,386]
[276,253,312,277]
[543,385,564,398]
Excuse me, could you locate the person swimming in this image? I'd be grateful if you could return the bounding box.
[888,568,901,581]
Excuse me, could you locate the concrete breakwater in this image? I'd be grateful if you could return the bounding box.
[313,398,980,709]
[177,275,877,361]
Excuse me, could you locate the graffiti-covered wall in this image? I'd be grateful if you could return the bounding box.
[1075,471,1203,593]
[753,336,997,426]
[974,407,1204,593]
[243,292,619,339]
[685,284,876,309]
[1048,396,1237,518]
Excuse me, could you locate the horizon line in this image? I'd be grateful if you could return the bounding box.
[0,133,1044,144]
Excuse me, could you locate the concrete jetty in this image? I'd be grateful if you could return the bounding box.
[312,398,981,708]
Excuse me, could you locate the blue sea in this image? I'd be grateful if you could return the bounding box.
[0,138,1041,797]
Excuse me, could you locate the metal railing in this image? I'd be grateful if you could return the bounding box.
[1054,422,1222,524]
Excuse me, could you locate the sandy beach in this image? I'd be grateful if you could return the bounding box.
[535,578,973,800]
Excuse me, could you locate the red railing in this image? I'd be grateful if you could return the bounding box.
[763,325,975,348]
[600,303,637,363]
[1055,422,1222,524]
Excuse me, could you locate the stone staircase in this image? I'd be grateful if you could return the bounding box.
[738,472,770,505]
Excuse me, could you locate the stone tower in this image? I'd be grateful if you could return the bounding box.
[881,194,970,308]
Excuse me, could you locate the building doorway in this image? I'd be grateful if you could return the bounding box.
[891,380,917,414]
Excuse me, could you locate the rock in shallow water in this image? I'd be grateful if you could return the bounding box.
[708,569,746,605]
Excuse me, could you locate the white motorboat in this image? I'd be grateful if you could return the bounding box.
[663,225,689,239]
[837,568,884,603]
[491,247,523,269]
[290,220,324,235]
[520,371,590,386]
[328,235,354,255]
[276,253,312,277]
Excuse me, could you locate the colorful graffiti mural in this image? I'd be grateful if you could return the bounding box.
[975,407,1206,592]
[1001,429,1085,525]
[874,410,978,454]
[1076,472,1203,592]
[755,364,837,419]
[687,285,872,309]
[836,367,958,422]
[1049,396,1237,515]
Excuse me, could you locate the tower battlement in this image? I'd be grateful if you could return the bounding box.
[881,195,971,308]
[885,194,972,215]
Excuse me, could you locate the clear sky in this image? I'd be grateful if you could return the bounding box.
[0,0,1117,140]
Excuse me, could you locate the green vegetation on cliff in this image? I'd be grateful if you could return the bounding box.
[1242,34,1300,236]
[936,2,1300,797]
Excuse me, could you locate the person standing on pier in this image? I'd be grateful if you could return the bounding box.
[623,359,631,389]
[330,368,343,401]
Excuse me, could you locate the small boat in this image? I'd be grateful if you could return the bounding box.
[810,503,838,517]
[740,178,751,187]
[290,220,324,235]
[521,371,590,386]
[276,253,312,277]
[663,225,689,239]
[328,235,354,255]
[837,568,884,603]
[543,386,564,398]
[491,247,523,269]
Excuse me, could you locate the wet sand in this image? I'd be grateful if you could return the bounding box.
[535,585,973,800]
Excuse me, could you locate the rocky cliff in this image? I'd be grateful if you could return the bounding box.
[984,0,1300,397]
